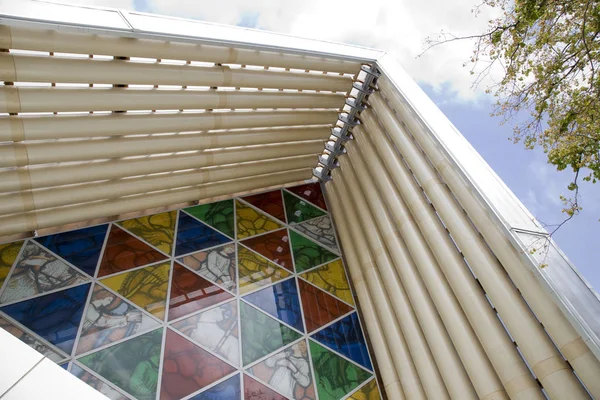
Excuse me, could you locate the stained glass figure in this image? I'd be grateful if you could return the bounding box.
[100,262,170,320]
[311,312,372,371]
[299,260,354,306]
[293,216,338,254]
[78,328,163,400]
[240,302,301,366]
[243,374,287,400]
[247,340,316,400]
[190,374,241,400]
[0,241,24,288]
[168,262,233,321]
[35,224,108,277]
[0,314,65,362]
[286,183,328,211]
[309,340,371,400]
[160,329,236,400]
[171,300,240,366]
[76,284,160,355]
[348,378,380,400]
[289,231,338,273]
[71,363,129,400]
[0,241,89,304]
[117,211,176,256]
[297,279,353,333]
[0,283,90,353]
[283,190,326,225]
[238,246,291,295]
[177,243,237,293]
[175,212,231,257]
[242,190,286,222]
[243,278,304,332]
[184,200,235,239]
[98,225,167,278]
[235,200,283,239]
[240,229,293,272]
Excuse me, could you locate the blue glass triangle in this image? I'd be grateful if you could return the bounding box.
[190,374,241,400]
[311,312,372,371]
[242,278,304,332]
[0,283,91,354]
[35,224,108,276]
[175,212,231,257]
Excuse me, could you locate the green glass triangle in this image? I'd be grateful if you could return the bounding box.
[283,190,326,224]
[309,340,372,400]
[290,230,338,273]
[240,301,301,366]
[184,200,235,238]
[78,328,163,400]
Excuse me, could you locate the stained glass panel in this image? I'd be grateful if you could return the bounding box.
[0,183,380,400]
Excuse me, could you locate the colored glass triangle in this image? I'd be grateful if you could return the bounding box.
[240,301,301,366]
[76,284,161,355]
[184,200,235,239]
[78,328,163,400]
[190,374,241,400]
[177,243,237,293]
[348,378,380,400]
[160,329,236,400]
[243,374,287,400]
[300,259,354,306]
[286,182,328,211]
[242,190,286,222]
[100,262,170,320]
[289,230,338,273]
[283,190,326,225]
[238,246,291,295]
[0,315,65,362]
[117,211,176,256]
[171,300,240,366]
[240,229,293,272]
[243,278,304,332]
[98,225,167,278]
[0,240,24,288]
[294,215,339,254]
[169,262,233,321]
[311,312,372,371]
[71,363,130,400]
[0,241,89,304]
[1,283,90,354]
[175,212,231,257]
[35,224,108,277]
[247,340,316,400]
[297,279,353,333]
[309,340,371,400]
[236,200,283,239]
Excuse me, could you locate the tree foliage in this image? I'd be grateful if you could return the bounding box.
[425,0,600,221]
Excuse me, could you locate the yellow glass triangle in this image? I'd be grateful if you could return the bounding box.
[117,211,176,256]
[0,241,24,288]
[300,259,355,306]
[238,246,291,294]
[349,379,380,400]
[235,200,283,239]
[100,262,170,320]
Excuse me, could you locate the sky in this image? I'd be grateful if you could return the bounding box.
[38,0,599,291]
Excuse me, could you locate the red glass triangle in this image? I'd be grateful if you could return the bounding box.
[298,279,353,333]
[286,183,327,211]
[97,225,167,278]
[160,329,236,400]
[240,229,293,271]
[243,374,287,400]
[241,190,286,222]
[168,262,233,321]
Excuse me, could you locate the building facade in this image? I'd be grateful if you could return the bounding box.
[0,1,599,399]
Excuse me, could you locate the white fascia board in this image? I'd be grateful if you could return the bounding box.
[0,0,385,63]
